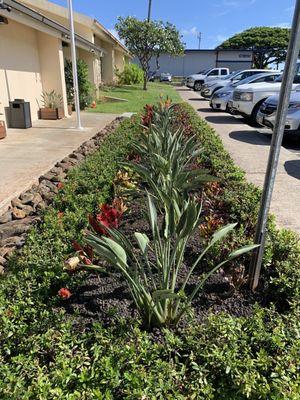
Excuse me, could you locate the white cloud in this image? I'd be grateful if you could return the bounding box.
[223,0,256,6]
[216,34,229,43]
[181,27,199,37]
[273,22,291,28]
[285,6,294,12]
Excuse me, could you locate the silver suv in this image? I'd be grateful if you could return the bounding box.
[257,90,300,133]
[210,72,280,111]
[201,69,277,99]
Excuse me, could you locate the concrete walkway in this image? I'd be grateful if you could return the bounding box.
[178,87,300,234]
[0,112,118,213]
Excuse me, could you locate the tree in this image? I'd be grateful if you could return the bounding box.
[217,27,290,69]
[115,17,184,90]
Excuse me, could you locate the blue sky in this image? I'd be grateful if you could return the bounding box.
[52,0,295,49]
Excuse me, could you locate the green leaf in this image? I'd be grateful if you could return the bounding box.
[147,192,157,234]
[134,232,149,254]
[228,244,260,259]
[102,237,127,265]
[152,289,179,301]
[210,223,237,246]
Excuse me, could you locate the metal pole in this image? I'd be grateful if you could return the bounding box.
[67,0,82,130]
[147,0,152,22]
[198,32,202,49]
[249,0,300,291]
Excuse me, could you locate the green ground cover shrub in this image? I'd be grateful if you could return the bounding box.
[116,63,144,85]
[0,105,299,398]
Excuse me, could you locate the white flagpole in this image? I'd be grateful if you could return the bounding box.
[67,0,83,130]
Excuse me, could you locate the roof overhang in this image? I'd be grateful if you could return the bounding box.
[93,19,132,57]
[1,0,105,56]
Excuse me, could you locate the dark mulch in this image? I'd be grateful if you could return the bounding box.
[62,196,264,331]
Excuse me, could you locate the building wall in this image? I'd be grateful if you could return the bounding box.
[37,31,68,116]
[114,50,125,73]
[137,50,253,77]
[0,18,43,125]
[96,39,114,83]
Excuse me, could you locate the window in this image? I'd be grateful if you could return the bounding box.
[207,70,219,76]
[264,75,278,82]
[221,69,228,75]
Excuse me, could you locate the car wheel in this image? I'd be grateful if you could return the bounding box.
[250,101,266,127]
[194,81,202,91]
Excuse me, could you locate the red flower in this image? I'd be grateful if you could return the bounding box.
[89,203,123,236]
[58,288,72,299]
[141,104,154,126]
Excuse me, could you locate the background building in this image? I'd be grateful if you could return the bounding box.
[135,49,254,77]
[0,0,131,125]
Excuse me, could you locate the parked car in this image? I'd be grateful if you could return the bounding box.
[257,90,300,134]
[229,63,300,123]
[186,67,230,91]
[201,69,279,99]
[210,72,281,111]
[160,72,172,82]
[148,71,156,82]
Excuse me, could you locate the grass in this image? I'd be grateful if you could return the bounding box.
[87,82,182,114]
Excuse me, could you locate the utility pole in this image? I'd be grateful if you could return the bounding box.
[147,0,152,22]
[198,32,202,49]
[67,0,83,130]
[248,0,300,291]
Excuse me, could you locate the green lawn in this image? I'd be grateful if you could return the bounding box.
[87,82,182,114]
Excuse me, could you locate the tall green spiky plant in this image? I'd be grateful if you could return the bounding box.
[85,192,258,328]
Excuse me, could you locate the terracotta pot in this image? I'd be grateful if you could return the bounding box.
[39,107,65,120]
[0,120,6,139]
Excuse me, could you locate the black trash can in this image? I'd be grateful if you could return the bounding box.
[9,99,32,129]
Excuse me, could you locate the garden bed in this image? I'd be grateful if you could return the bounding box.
[0,103,299,399]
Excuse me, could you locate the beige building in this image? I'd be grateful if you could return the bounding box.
[0,0,130,125]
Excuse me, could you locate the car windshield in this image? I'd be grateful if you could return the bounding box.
[275,65,300,83]
[197,69,210,75]
[232,73,274,87]
[220,72,235,80]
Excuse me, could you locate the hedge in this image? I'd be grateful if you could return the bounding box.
[0,105,299,399]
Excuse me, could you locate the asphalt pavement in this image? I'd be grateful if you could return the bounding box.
[178,87,300,234]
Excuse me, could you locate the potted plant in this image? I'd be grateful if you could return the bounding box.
[0,103,6,140]
[39,90,65,120]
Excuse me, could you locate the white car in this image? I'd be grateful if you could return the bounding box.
[201,69,279,99]
[257,90,300,133]
[160,72,172,82]
[186,67,230,91]
[230,63,300,123]
[210,72,281,111]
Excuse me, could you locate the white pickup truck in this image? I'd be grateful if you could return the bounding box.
[230,63,300,123]
[186,67,230,91]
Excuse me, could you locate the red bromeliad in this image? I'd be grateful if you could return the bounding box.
[89,201,125,236]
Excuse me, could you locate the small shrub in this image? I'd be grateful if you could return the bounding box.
[65,59,94,109]
[116,63,144,85]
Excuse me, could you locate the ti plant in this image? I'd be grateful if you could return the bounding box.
[84,192,258,328]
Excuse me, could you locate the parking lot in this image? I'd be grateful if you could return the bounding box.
[178,87,300,234]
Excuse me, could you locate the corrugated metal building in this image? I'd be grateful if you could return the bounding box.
[135,49,253,77]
